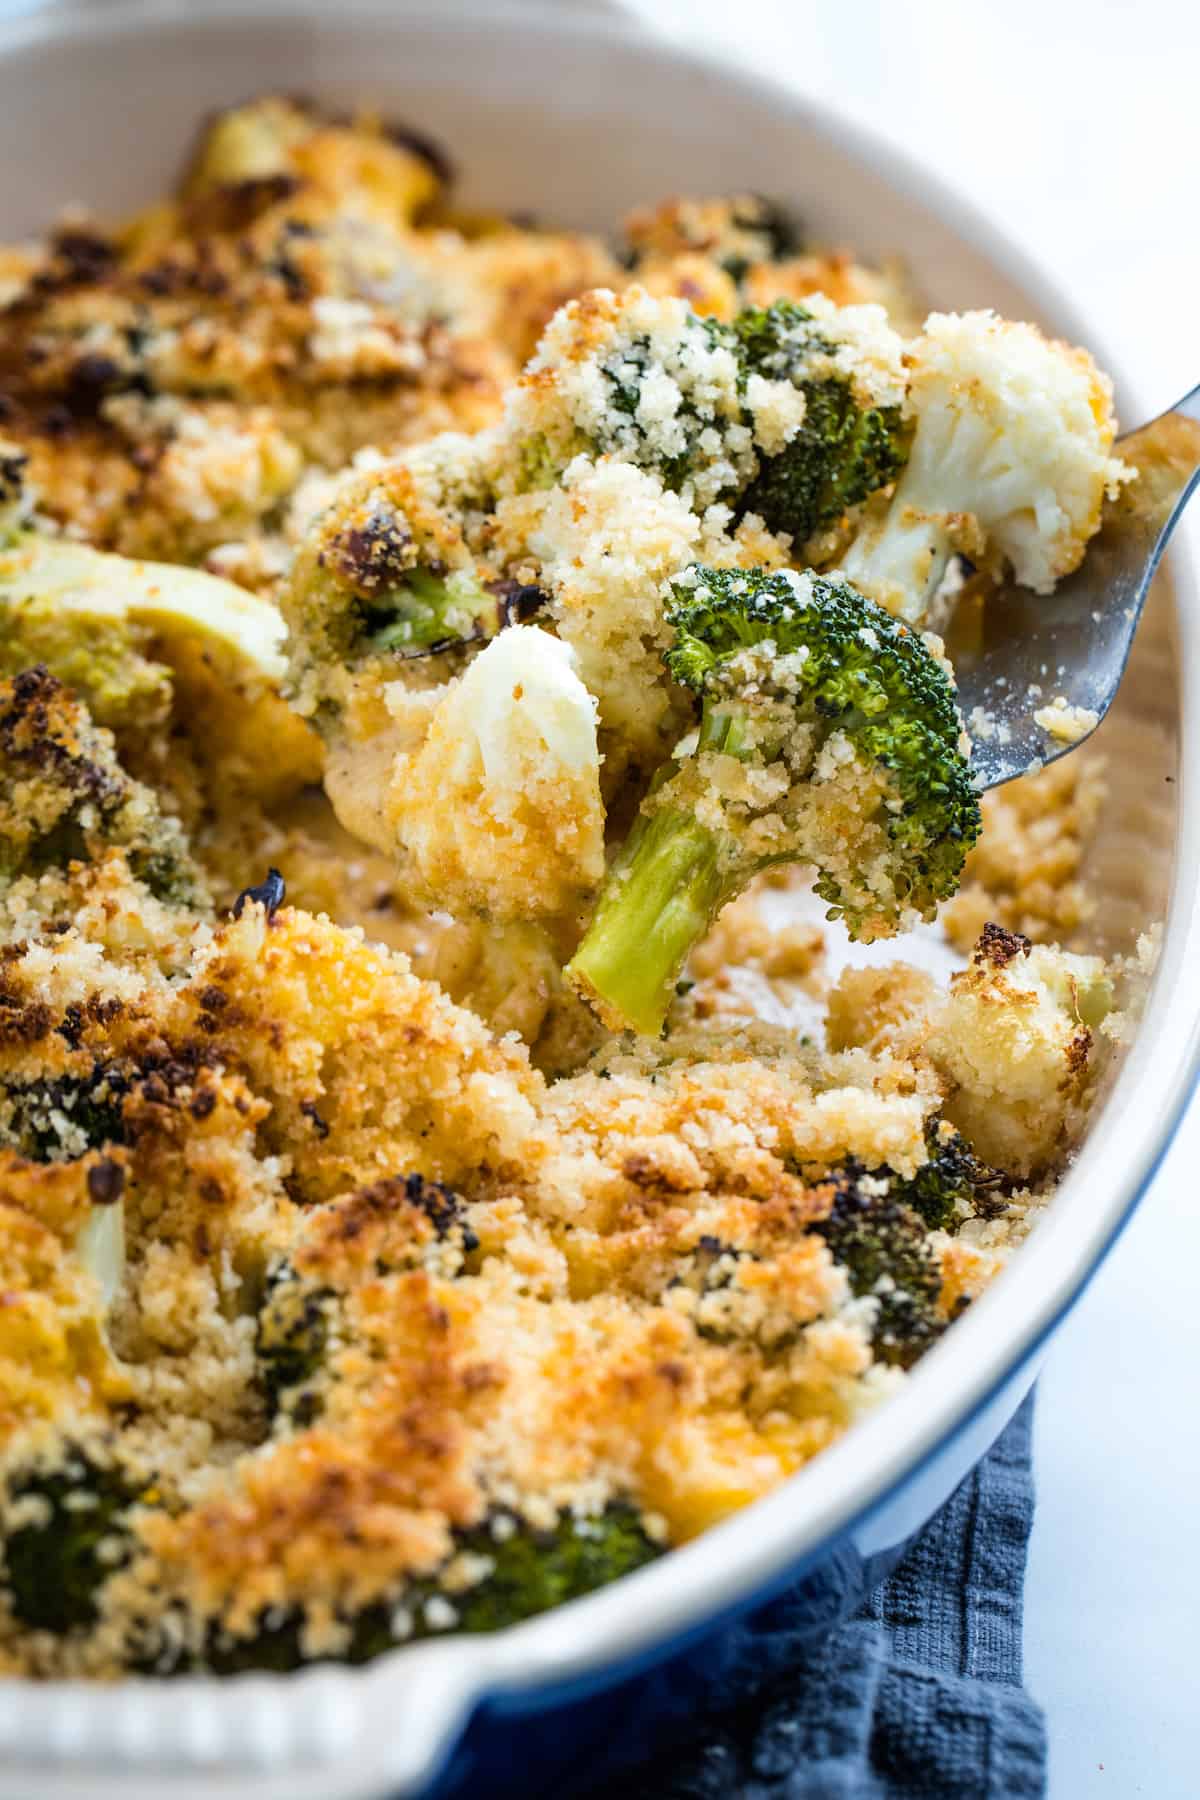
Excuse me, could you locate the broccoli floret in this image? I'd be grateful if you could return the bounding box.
[895,1119,1003,1233]
[256,1261,336,1423]
[357,563,496,659]
[283,453,502,724]
[503,289,908,542]
[812,1166,944,1370]
[500,290,756,509]
[593,316,744,495]
[566,565,980,1036]
[732,301,909,546]
[198,1503,662,1674]
[3,1448,143,1633]
[256,1175,482,1422]
[0,665,205,905]
[717,197,804,283]
[1,1064,129,1163]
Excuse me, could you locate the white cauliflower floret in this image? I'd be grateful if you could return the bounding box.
[489,455,787,782]
[376,625,605,923]
[926,923,1112,1176]
[843,310,1128,623]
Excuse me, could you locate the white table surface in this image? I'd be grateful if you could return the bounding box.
[623,2,1199,1791]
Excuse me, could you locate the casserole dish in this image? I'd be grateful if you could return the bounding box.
[0,3,1195,1795]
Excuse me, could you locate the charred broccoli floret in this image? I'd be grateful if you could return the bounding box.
[566,565,980,1036]
[732,300,909,546]
[3,1448,144,1633]
[621,194,803,287]
[0,666,204,904]
[895,1119,1003,1233]
[283,446,502,722]
[197,1502,662,1674]
[812,1166,944,1370]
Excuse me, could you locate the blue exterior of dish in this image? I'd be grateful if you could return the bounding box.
[427,1360,1038,1798]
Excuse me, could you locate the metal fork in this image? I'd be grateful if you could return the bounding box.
[945,384,1200,790]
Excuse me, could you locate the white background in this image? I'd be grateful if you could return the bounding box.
[621,3,1199,1793]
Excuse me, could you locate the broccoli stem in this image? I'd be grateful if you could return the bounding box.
[363,568,488,656]
[567,803,730,1037]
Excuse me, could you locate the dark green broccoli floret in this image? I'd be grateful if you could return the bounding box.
[566,566,980,1036]
[812,1166,944,1370]
[1,1063,128,1162]
[894,1120,1004,1233]
[732,301,909,544]
[3,1448,143,1632]
[255,1261,336,1423]
[256,1176,481,1423]
[193,1503,662,1674]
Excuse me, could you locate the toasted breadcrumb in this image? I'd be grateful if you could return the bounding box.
[0,97,1132,1683]
[942,754,1105,951]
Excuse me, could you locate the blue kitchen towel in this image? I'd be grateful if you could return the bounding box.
[615,1393,1046,1800]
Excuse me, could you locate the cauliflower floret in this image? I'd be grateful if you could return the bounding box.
[843,310,1128,623]
[492,456,701,770]
[359,625,604,923]
[925,923,1112,1176]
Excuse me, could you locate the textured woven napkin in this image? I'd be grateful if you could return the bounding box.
[435,1396,1045,1799]
[614,1394,1047,1800]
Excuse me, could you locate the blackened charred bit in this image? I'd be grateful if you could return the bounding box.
[332,505,413,595]
[66,354,131,407]
[402,1171,479,1253]
[300,1100,330,1140]
[58,1003,85,1050]
[86,1158,125,1206]
[0,447,27,503]
[489,580,549,632]
[231,868,286,921]
[184,173,300,236]
[40,404,75,440]
[381,121,455,190]
[976,921,1032,968]
[30,226,118,295]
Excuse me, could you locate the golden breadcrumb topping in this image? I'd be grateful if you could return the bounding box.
[0,98,1126,1683]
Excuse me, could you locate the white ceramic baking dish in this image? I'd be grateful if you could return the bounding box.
[0,4,1195,1796]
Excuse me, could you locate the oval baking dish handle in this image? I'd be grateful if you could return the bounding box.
[0,1643,494,1800]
